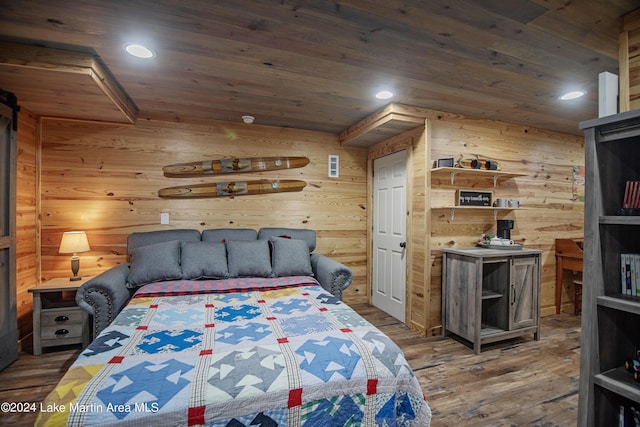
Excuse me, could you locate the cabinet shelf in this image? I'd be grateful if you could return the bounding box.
[594,367,640,405]
[600,216,640,226]
[431,167,526,186]
[482,289,503,300]
[597,295,640,315]
[480,324,505,336]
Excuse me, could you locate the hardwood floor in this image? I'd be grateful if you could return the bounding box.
[352,303,581,427]
[0,305,580,427]
[0,343,81,426]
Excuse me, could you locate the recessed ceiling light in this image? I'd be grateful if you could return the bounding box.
[559,90,586,101]
[375,90,394,100]
[124,44,155,59]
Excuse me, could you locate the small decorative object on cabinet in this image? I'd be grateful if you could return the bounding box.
[436,157,455,168]
[29,277,92,355]
[578,109,640,427]
[58,231,91,281]
[441,247,542,354]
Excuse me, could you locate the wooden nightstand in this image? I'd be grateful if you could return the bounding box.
[29,277,92,355]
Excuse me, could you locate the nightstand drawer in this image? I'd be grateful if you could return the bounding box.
[41,324,84,341]
[41,307,85,340]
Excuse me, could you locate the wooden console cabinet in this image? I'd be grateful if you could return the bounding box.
[442,248,542,354]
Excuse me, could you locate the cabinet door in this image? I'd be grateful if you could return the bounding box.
[443,253,480,342]
[509,256,539,330]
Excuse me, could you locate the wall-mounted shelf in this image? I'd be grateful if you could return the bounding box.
[431,167,527,187]
[432,206,518,221]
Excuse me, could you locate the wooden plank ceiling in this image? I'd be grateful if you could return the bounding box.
[0,0,637,135]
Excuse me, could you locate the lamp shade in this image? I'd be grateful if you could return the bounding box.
[58,231,91,254]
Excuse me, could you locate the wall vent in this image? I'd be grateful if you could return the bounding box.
[328,155,339,178]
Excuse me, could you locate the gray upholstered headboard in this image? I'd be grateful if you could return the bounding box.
[127,229,201,256]
[201,228,257,243]
[258,227,316,252]
[125,227,317,255]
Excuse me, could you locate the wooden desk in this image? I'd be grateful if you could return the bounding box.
[555,238,583,314]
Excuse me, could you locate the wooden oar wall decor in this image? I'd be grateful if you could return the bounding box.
[159,179,307,199]
[162,156,309,177]
[158,156,310,199]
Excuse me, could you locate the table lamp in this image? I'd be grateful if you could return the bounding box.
[58,231,91,281]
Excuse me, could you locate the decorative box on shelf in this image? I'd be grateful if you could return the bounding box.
[456,189,492,206]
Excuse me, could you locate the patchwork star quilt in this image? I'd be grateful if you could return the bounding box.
[36,276,431,426]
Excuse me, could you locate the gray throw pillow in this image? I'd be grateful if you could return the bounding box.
[181,241,229,280]
[126,240,182,288]
[226,240,272,278]
[270,237,314,277]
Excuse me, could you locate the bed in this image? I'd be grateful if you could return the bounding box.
[36,275,431,426]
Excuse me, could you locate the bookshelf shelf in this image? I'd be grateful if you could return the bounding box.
[600,216,640,226]
[594,367,640,405]
[597,295,640,315]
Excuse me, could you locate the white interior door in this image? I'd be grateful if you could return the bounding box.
[372,150,407,322]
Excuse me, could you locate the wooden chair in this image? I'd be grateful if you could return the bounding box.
[573,279,582,315]
[555,238,584,314]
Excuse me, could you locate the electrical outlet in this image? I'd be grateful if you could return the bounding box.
[160,213,170,225]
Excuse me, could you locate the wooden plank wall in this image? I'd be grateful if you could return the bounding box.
[15,109,583,341]
[620,8,640,112]
[15,107,38,342]
[428,111,584,334]
[363,107,584,336]
[14,118,368,339]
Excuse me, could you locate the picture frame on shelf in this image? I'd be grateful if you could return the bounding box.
[456,189,492,206]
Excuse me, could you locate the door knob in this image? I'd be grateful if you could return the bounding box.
[400,242,406,248]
